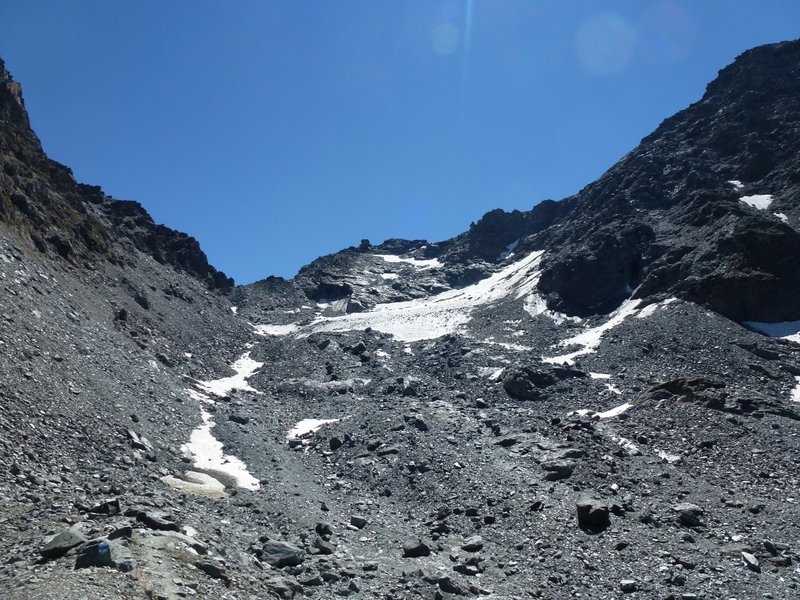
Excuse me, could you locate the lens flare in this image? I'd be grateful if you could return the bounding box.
[432,22,460,55]
[575,13,637,77]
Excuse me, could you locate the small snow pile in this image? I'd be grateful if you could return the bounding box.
[570,402,632,420]
[307,250,545,342]
[230,306,238,315]
[740,194,773,210]
[524,294,581,326]
[376,254,441,269]
[196,352,263,397]
[254,323,299,336]
[728,180,744,190]
[774,213,789,223]
[743,320,800,345]
[792,377,800,403]
[497,239,520,261]
[287,418,339,441]
[543,298,676,365]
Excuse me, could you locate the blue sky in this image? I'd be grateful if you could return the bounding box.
[1,1,798,283]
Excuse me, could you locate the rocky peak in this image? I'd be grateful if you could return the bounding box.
[0,56,233,290]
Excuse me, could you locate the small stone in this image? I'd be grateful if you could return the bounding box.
[742,551,761,573]
[350,515,368,529]
[402,538,431,558]
[620,579,637,593]
[576,498,610,528]
[461,535,484,552]
[41,529,87,559]
[261,540,305,567]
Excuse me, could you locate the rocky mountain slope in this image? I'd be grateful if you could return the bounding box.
[2,41,800,600]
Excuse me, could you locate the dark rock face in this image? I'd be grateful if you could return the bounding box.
[528,40,800,321]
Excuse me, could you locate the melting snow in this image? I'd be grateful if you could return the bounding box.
[728,180,744,190]
[254,323,299,336]
[740,194,773,210]
[743,320,800,345]
[287,418,339,440]
[775,213,789,223]
[306,251,545,342]
[380,273,400,280]
[230,306,238,315]
[589,372,611,379]
[195,352,263,397]
[375,254,441,269]
[172,352,264,493]
[182,410,260,490]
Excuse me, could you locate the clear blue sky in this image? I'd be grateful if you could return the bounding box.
[1,2,798,283]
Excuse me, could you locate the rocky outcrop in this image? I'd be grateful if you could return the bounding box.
[0,58,232,290]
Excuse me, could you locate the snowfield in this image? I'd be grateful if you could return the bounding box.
[305,250,546,341]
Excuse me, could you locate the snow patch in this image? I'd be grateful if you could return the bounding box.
[230,306,238,315]
[524,294,581,325]
[307,251,545,342]
[589,372,611,379]
[543,297,676,365]
[182,410,260,490]
[774,212,789,223]
[543,299,642,365]
[375,254,441,269]
[791,377,800,403]
[571,402,632,420]
[287,418,339,440]
[254,323,299,336]
[498,239,520,261]
[740,194,773,210]
[195,352,263,397]
[380,273,400,280]
[728,180,744,190]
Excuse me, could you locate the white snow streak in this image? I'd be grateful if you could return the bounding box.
[183,410,260,490]
[543,298,675,365]
[571,402,632,420]
[195,352,263,397]
[728,180,744,190]
[740,194,773,210]
[543,299,642,365]
[375,254,441,269]
[524,294,582,325]
[171,352,264,493]
[774,212,789,223]
[287,418,340,440]
[254,323,299,337]
[498,239,520,261]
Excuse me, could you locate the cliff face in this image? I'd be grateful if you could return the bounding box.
[530,40,800,321]
[0,58,233,290]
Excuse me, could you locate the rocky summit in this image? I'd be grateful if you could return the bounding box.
[1,40,800,600]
